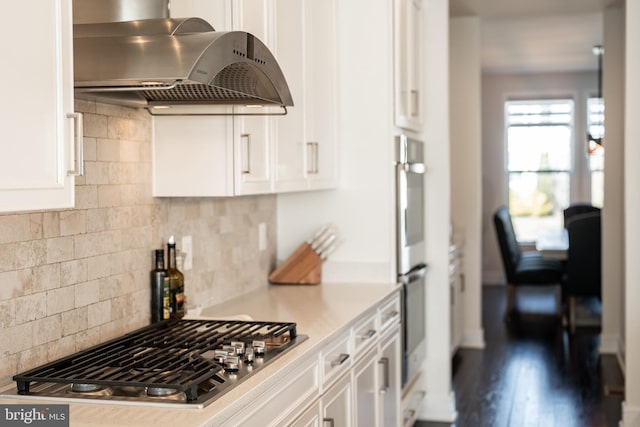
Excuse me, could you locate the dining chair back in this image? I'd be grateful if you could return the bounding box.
[563,204,601,228]
[564,211,601,333]
[493,206,565,320]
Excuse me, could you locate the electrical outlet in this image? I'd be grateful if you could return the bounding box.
[182,235,193,270]
[259,223,267,251]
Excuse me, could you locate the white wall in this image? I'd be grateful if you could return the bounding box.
[276,0,396,284]
[481,70,598,284]
[599,7,625,358]
[449,16,485,349]
[419,0,456,421]
[622,0,640,424]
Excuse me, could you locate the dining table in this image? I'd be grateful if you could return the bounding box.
[535,228,569,260]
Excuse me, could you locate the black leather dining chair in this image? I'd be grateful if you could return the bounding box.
[564,211,601,334]
[563,204,601,228]
[493,206,565,320]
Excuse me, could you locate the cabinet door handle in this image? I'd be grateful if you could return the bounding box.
[306,142,319,174]
[379,357,389,393]
[241,134,251,174]
[330,353,350,367]
[410,89,419,118]
[66,112,84,176]
[323,418,335,427]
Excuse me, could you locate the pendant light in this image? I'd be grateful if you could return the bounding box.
[587,45,604,147]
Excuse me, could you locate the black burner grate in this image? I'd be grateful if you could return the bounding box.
[13,320,299,402]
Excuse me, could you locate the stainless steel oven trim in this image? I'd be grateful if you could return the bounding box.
[396,135,426,275]
[401,264,427,388]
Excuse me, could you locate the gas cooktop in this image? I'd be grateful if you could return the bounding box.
[3,319,307,408]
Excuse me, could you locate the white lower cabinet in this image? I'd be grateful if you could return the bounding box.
[354,326,402,427]
[222,353,320,427]
[287,293,402,427]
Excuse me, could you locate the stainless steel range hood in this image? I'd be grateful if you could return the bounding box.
[73,2,294,115]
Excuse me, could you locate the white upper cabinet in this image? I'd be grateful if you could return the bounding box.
[231,0,275,195]
[394,0,423,132]
[274,0,338,192]
[0,0,81,213]
[154,0,337,197]
[153,0,274,196]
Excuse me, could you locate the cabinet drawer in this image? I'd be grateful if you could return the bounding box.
[379,294,401,333]
[353,313,378,357]
[320,330,352,390]
[225,357,320,427]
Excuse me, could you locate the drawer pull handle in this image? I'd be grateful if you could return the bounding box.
[358,329,377,340]
[323,418,335,427]
[384,310,399,322]
[330,353,350,367]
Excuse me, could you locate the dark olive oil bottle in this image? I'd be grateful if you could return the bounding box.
[150,249,167,323]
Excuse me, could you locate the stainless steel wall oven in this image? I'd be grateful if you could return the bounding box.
[395,134,427,389]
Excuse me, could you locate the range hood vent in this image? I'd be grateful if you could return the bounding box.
[73,17,294,115]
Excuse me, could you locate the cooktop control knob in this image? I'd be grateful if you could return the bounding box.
[244,348,255,364]
[230,341,245,355]
[213,350,228,364]
[252,340,266,356]
[224,356,240,372]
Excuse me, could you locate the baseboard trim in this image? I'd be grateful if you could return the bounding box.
[461,328,485,349]
[417,390,457,423]
[599,333,621,355]
[620,402,640,427]
[482,271,504,286]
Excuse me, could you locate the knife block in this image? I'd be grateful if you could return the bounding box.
[268,242,323,285]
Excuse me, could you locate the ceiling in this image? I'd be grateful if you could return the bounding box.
[449,0,622,74]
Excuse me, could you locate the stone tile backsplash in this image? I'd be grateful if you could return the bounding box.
[0,101,277,386]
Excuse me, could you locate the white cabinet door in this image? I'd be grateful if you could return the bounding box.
[394,0,423,131]
[353,348,379,427]
[322,373,352,427]
[273,0,306,192]
[274,0,338,193]
[233,0,275,195]
[0,0,80,213]
[379,328,402,427]
[290,400,321,427]
[304,0,338,190]
[169,0,230,28]
[152,116,235,197]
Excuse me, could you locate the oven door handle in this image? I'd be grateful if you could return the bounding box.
[401,264,427,285]
[397,162,426,174]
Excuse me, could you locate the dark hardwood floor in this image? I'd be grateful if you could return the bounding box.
[415,285,623,427]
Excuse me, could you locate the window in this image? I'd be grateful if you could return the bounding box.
[506,99,573,242]
[587,97,604,207]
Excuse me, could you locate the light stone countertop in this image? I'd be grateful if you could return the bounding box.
[0,281,400,427]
